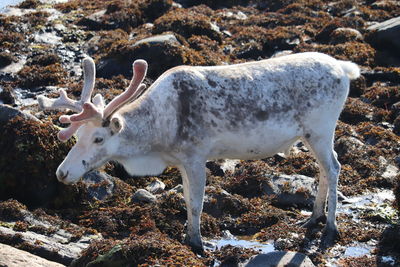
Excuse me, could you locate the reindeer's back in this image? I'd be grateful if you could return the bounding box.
[147,52,350,154]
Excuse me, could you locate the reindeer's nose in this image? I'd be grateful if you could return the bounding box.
[56,170,69,182]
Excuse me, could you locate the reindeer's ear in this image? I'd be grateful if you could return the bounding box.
[110,117,123,133]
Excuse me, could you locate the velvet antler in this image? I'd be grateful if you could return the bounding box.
[38,57,148,141]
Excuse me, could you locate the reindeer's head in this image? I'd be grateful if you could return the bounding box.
[38,57,148,184]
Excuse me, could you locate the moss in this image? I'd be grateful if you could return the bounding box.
[0,52,15,68]
[72,231,205,267]
[0,200,27,221]
[295,41,376,66]
[18,63,67,88]
[153,7,222,42]
[18,0,41,9]
[23,11,50,27]
[0,32,24,51]
[27,53,61,66]
[214,245,257,266]
[76,0,172,31]
[102,35,207,79]
[338,256,377,267]
[0,116,75,208]
[362,84,400,110]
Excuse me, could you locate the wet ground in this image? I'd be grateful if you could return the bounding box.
[0,0,400,266]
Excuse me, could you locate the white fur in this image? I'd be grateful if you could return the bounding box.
[53,52,360,251]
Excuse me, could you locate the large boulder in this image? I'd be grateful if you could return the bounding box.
[367,16,400,64]
[0,243,65,267]
[262,174,317,208]
[244,251,315,267]
[367,16,400,51]
[0,199,102,265]
[0,105,75,207]
[97,33,194,79]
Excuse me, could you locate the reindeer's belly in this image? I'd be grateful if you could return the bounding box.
[208,121,301,160]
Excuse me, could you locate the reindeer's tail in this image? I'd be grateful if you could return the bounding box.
[338,60,360,80]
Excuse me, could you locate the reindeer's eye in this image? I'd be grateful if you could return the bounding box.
[93,137,104,144]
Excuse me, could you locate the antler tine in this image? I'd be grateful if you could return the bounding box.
[58,121,84,142]
[103,59,148,119]
[37,57,96,113]
[79,57,96,104]
[38,89,82,112]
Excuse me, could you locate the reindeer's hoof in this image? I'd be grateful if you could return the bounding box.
[300,215,326,229]
[184,235,204,255]
[320,225,340,250]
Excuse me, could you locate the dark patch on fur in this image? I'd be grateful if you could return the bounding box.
[255,110,269,121]
[305,133,311,139]
[173,77,204,141]
[207,79,217,88]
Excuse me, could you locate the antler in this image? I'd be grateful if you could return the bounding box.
[103,59,147,119]
[38,57,96,112]
[37,57,148,142]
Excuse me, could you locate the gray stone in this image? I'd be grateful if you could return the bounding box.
[82,171,115,200]
[367,16,400,56]
[146,179,166,194]
[0,104,40,125]
[133,34,179,47]
[203,186,246,218]
[0,243,65,267]
[243,251,315,267]
[262,174,317,208]
[169,184,184,194]
[0,204,102,265]
[132,189,157,203]
[331,27,363,43]
[96,33,182,79]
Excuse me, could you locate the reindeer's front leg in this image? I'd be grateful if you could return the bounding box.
[178,158,207,254]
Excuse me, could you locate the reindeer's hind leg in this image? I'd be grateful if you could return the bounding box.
[178,158,207,254]
[303,130,341,248]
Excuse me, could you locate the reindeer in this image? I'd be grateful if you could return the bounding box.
[38,52,360,252]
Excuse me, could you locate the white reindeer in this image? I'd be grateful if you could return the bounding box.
[38,52,360,252]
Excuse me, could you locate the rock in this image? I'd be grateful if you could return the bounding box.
[330,27,363,44]
[0,243,65,267]
[367,16,400,58]
[153,7,223,42]
[381,163,399,183]
[0,104,39,124]
[0,200,102,265]
[146,179,166,194]
[340,98,375,124]
[335,136,365,159]
[134,33,179,46]
[77,9,108,30]
[34,30,62,45]
[82,171,115,200]
[169,184,184,194]
[206,159,240,176]
[96,33,186,79]
[132,189,157,203]
[393,115,400,135]
[0,111,75,208]
[206,161,225,176]
[0,86,16,105]
[262,174,317,208]
[203,186,247,217]
[243,251,315,267]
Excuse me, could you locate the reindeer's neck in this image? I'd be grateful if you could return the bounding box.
[117,93,177,153]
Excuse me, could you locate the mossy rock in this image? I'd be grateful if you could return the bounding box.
[0,115,75,208]
[71,231,205,266]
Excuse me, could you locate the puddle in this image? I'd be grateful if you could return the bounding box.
[207,232,275,254]
[338,189,396,221]
[344,246,371,257]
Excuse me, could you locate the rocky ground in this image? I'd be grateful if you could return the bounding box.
[0,0,400,266]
